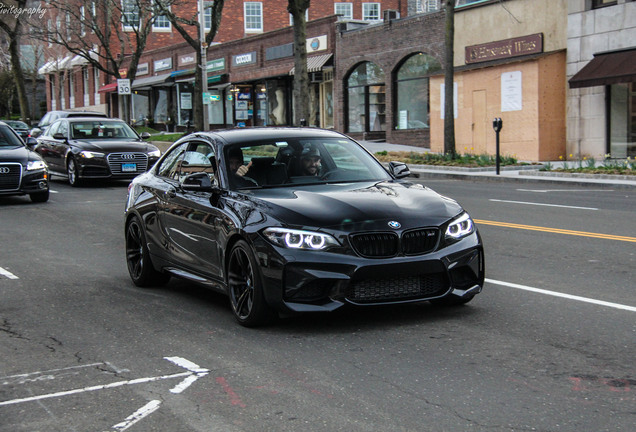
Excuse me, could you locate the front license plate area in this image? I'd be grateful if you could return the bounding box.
[122,163,137,172]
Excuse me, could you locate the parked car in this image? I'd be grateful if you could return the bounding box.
[33,117,160,186]
[29,110,108,138]
[2,120,30,140]
[124,128,485,327]
[0,121,49,202]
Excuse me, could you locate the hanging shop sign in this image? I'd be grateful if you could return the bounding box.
[465,33,543,64]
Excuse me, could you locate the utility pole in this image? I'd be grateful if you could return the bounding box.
[199,0,209,131]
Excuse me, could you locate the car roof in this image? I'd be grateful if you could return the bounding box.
[191,127,349,146]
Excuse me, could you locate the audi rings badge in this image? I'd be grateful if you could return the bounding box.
[0,167,10,174]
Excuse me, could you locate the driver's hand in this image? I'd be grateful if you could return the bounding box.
[236,161,252,176]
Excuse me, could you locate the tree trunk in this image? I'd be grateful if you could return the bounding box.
[289,0,311,126]
[8,27,29,121]
[443,0,456,156]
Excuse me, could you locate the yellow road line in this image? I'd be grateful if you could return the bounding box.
[473,219,636,243]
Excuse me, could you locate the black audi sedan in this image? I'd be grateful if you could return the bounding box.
[34,117,160,186]
[0,121,49,202]
[124,128,484,327]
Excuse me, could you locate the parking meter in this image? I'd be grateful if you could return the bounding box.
[493,118,503,174]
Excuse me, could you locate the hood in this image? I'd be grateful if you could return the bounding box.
[71,139,156,153]
[244,181,463,232]
[0,145,34,163]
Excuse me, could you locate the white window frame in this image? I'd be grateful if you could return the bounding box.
[289,9,309,26]
[80,6,86,36]
[244,2,263,33]
[66,12,72,40]
[152,1,171,31]
[334,3,353,20]
[362,3,381,22]
[122,0,140,31]
[83,67,90,106]
[204,1,213,30]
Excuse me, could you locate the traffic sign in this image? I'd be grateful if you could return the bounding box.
[117,79,131,95]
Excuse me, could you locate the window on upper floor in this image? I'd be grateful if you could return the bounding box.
[592,0,617,8]
[244,2,263,33]
[362,3,381,21]
[335,2,353,20]
[455,0,489,6]
[204,1,213,30]
[153,1,171,31]
[416,0,440,13]
[80,6,86,36]
[122,0,140,30]
[289,9,309,26]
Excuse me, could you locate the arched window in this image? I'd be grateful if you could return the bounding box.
[394,53,441,130]
[346,62,386,133]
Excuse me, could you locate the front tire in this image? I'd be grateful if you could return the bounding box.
[125,216,170,287]
[30,190,49,203]
[227,240,275,327]
[67,158,81,187]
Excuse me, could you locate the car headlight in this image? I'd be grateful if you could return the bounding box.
[148,149,161,158]
[27,160,47,171]
[263,227,339,250]
[445,213,474,240]
[80,150,105,159]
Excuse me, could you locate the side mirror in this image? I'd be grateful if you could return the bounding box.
[182,172,217,192]
[30,128,42,138]
[140,132,151,139]
[53,132,67,141]
[389,161,411,179]
[25,137,38,149]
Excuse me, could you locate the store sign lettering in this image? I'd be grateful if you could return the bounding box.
[154,58,172,72]
[465,33,543,64]
[233,52,257,67]
[137,63,149,76]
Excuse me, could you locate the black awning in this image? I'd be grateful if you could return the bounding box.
[569,48,636,88]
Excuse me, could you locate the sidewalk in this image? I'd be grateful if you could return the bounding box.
[358,140,636,189]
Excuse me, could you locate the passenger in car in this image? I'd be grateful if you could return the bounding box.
[299,146,321,176]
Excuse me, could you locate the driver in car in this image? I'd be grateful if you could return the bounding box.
[227,147,257,188]
[299,146,321,176]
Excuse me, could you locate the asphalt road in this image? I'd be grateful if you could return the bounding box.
[0,176,634,432]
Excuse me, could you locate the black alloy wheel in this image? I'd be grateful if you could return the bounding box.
[227,240,275,327]
[125,216,170,287]
[67,157,81,186]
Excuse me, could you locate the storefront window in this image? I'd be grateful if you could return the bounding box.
[255,83,268,126]
[154,89,168,124]
[346,62,385,133]
[321,80,334,129]
[208,88,225,127]
[609,82,636,158]
[132,91,149,126]
[177,83,193,126]
[395,53,441,130]
[268,80,289,126]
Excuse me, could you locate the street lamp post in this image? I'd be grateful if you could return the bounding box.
[199,0,209,131]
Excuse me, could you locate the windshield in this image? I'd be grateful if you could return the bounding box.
[70,120,140,140]
[0,125,25,147]
[5,121,28,129]
[224,136,391,190]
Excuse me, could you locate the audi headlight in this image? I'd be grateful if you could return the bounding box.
[263,227,339,250]
[80,150,105,159]
[445,213,474,241]
[148,149,161,158]
[27,160,46,171]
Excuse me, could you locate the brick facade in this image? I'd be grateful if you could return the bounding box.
[336,11,446,147]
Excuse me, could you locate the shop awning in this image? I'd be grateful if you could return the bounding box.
[131,73,174,90]
[569,47,636,88]
[289,53,333,75]
[170,68,195,78]
[97,83,118,93]
[174,74,226,85]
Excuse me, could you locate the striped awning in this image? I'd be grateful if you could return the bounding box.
[289,53,333,75]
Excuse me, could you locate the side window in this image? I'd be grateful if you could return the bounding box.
[156,142,188,179]
[177,141,216,183]
[57,121,69,138]
[47,121,61,137]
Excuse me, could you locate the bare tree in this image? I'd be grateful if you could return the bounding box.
[443,0,455,155]
[28,0,161,90]
[0,0,31,121]
[155,0,224,131]
[288,0,310,126]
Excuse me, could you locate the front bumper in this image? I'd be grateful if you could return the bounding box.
[77,154,159,180]
[252,232,485,314]
[0,168,48,196]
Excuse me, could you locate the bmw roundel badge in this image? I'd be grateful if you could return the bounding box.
[388,221,401,229]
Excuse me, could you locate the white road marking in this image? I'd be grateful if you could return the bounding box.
[487,278,636,312]
[489,199,598,210]
[516,188,613,193]
[0,267,18,279]
[0,356,209,407]
[112,400,162,431]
